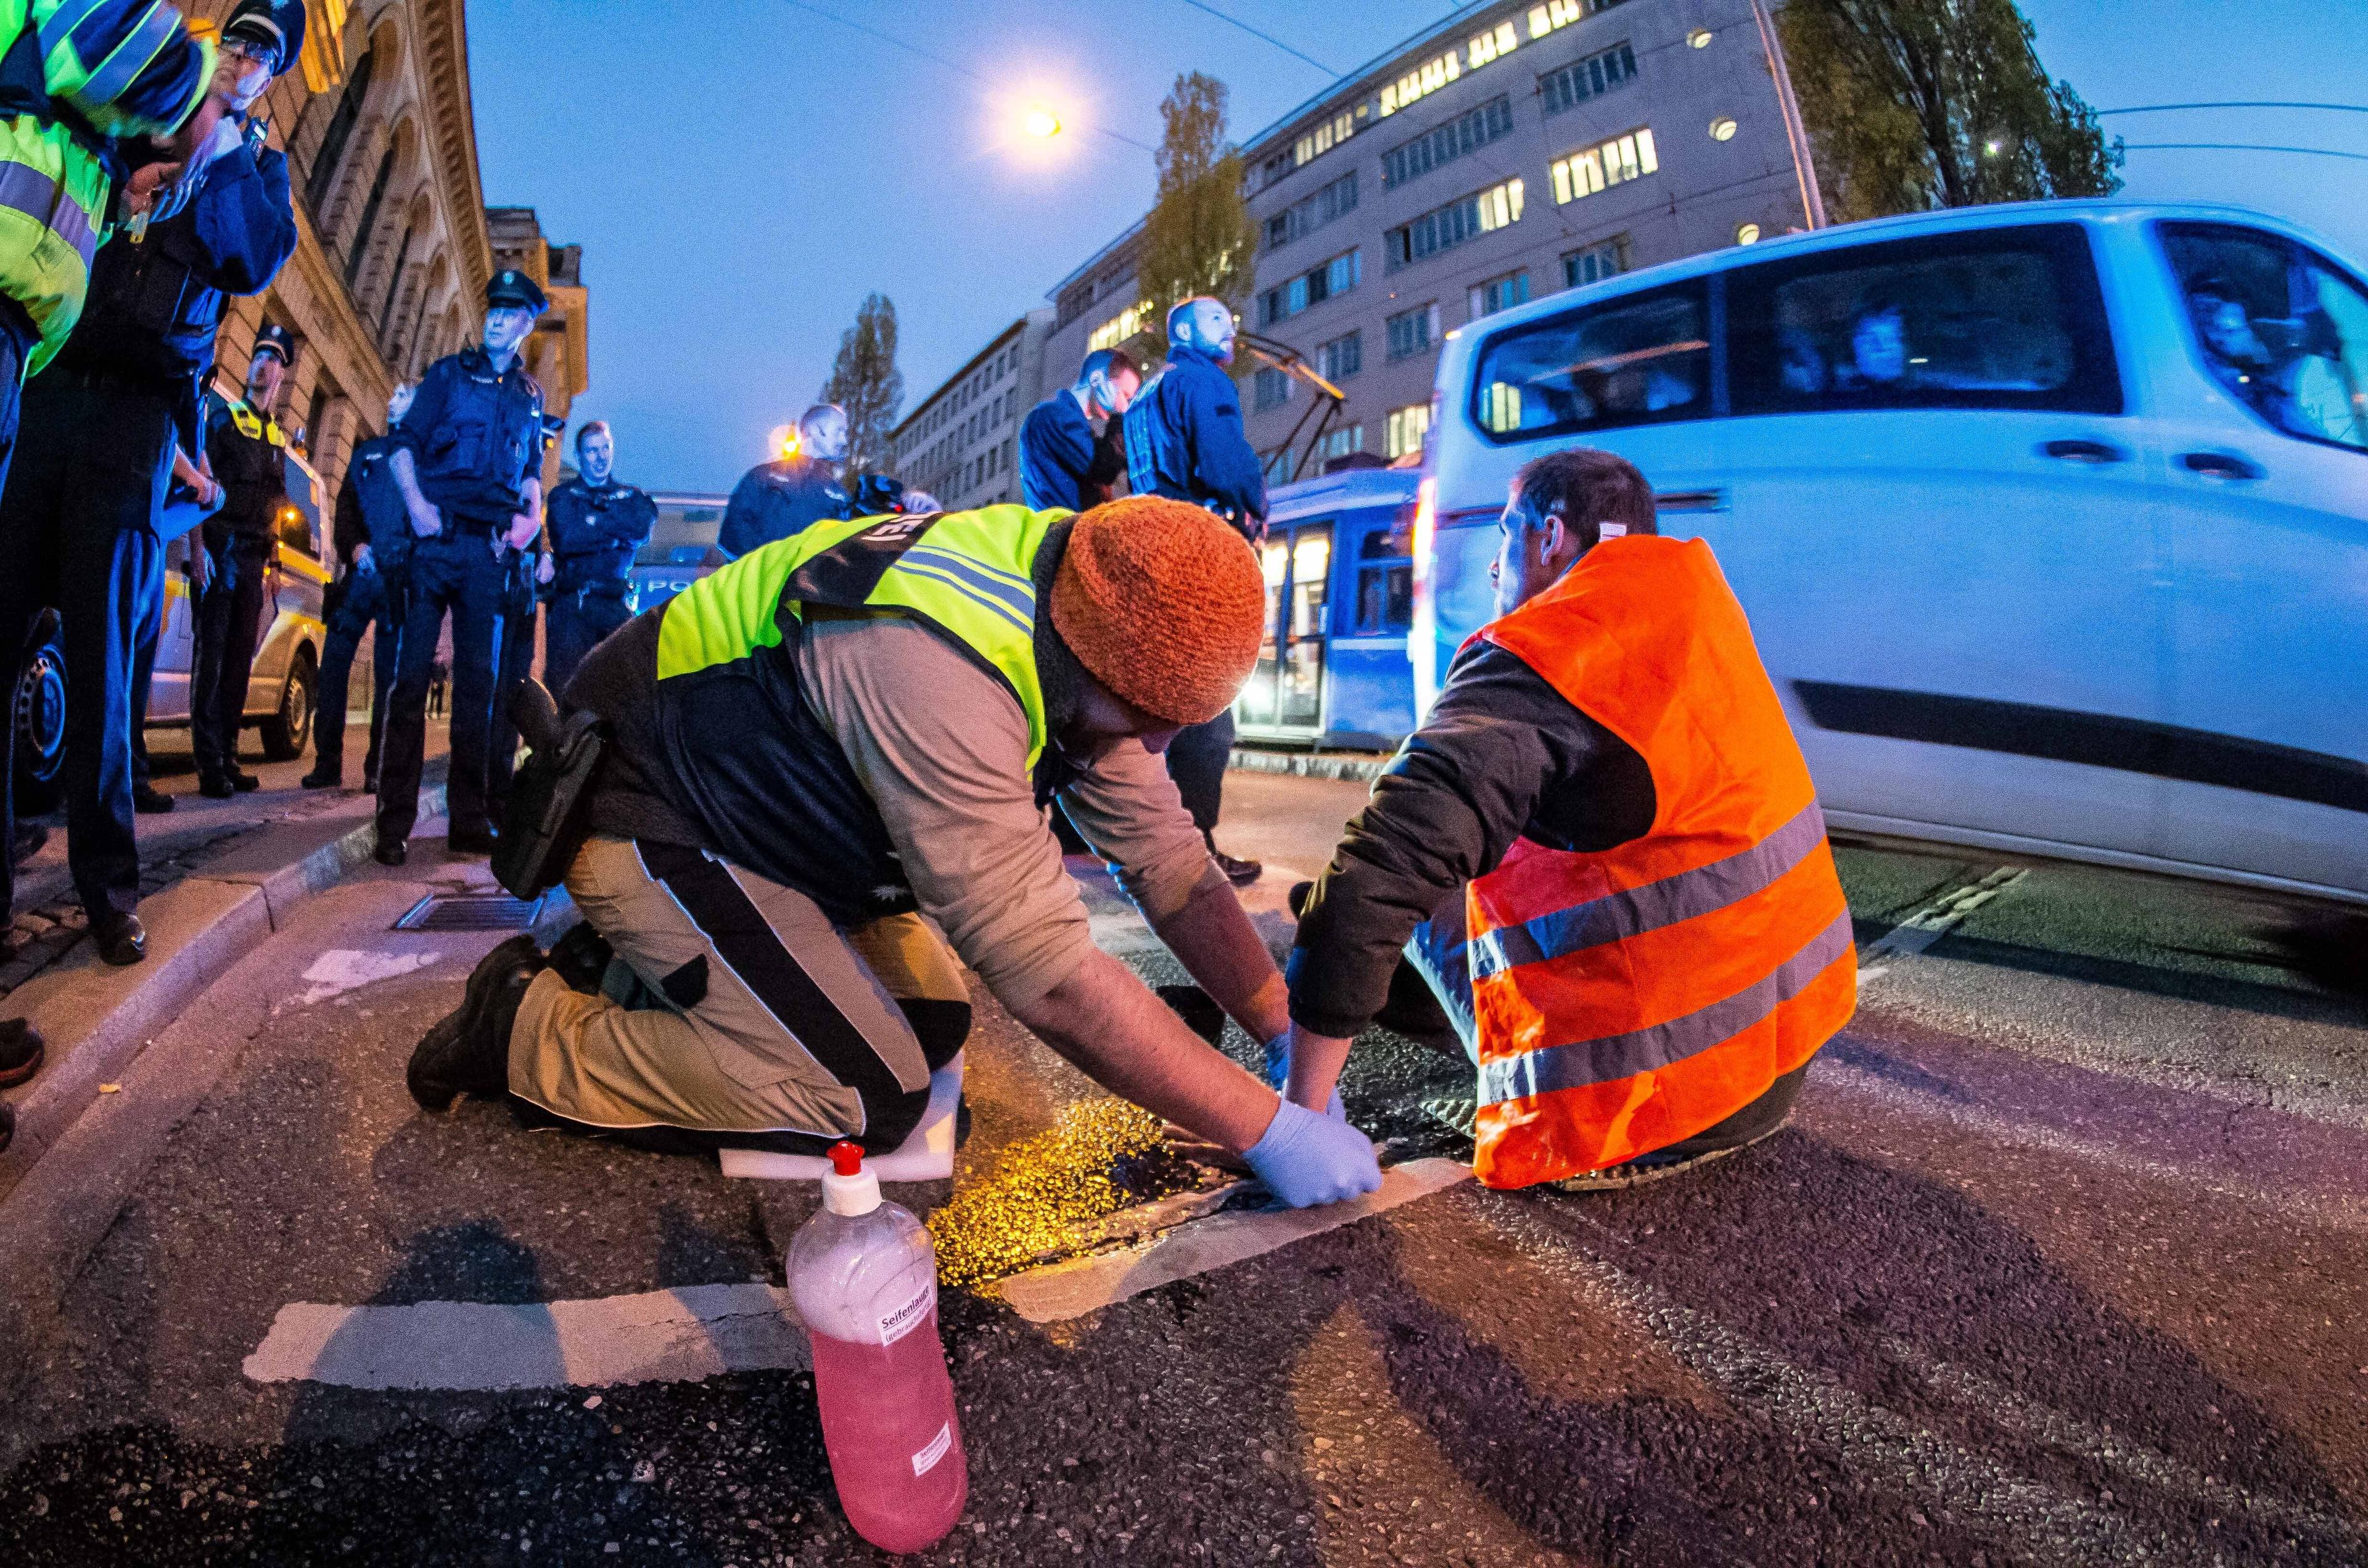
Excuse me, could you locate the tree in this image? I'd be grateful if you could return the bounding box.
[821,292,904,477]
[1135,72,1257,361]
[1779,0,2123,224]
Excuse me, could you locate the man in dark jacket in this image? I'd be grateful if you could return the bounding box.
[717,404,850,559]
[1124,297,1268,886]
[303,380,415,790]
[1019,349,1138,512]
[541,419,656,694]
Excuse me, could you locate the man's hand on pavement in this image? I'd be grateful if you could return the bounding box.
[1242,1098,1381,1209]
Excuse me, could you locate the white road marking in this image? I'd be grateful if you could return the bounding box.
[244,1283,809,1391]
[995,1158,1474,1324]
[297,948,440,1005]
[1857,866,2027,983]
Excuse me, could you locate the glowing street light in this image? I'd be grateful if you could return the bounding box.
[1022,104,1063,140]
[769,423,800,461]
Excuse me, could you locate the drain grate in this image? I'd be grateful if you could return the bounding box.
[393,892,546,932]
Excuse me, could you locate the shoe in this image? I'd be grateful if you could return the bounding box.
[91,912,146,966]
[197,773,236,799]
[1548,1126,1788,1193]
[229,768,261,793]
[133,784,176,815]
[1288,880,1314,919]
[1212,850,1263,887]
[408,935,545,1111]
[545,921,614,995]
[0,1017,43,1088]
[0,1101,12,1156]
[446,824,500,858]
[299,768,342,790]
[374,837,408,868]
[11,824,47,867]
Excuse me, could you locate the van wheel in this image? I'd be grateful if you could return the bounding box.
[11,610,66,817]
[260,647,315,761]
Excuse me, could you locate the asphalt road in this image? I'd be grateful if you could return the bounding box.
[1,770,2364,1566]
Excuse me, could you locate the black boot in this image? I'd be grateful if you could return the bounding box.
[407,935,544,1111]
[299,767,342,790]
[228,766,261,793]
[197,773,236,799]
[546,921,614,995]
[132,784,175,814]
[0,1017,44,1088]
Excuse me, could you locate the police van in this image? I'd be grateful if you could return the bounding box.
[1419,200,2368,905]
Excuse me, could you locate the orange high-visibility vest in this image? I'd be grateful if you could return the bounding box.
[1465,533,1856,1189]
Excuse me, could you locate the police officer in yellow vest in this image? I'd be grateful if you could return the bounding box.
[187,321,290,796]
[406,498,1386,1210]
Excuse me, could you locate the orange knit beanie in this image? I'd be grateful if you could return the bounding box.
[1050,497,1265,727]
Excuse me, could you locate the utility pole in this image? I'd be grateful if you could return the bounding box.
[1748,0,1828,229]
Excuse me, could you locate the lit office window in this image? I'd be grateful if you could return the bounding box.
[1385,402,1431,460]
[1379,49,1462,117]
[1383,95,1515,189]
[1254,366,1291,411]
[1386,178,1524,270]
[1562,234,1630,287]
[1264,170,1359,250]
[1088,301,1148,351]
[1529,0,1625,39]
[1550,129,1658,204]
[1295,108,1359,169]
[1467,19,1519,68]
[1318,330,1363,382]
[1386,302,1441,360]
[1539,41,1636,117]
[1260,249,1362,326]
[1470,271,1532,319]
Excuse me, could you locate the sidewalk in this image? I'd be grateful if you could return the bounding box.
[0,720,451,1197]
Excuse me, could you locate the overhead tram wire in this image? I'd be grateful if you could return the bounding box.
[2099,101,2368,117]
[1169,0,1339,76]
[2121,142,2368,165]
[770,0,1157,153]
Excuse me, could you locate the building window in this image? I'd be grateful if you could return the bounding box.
[1550,128,1658,204]
[1386,178,1524,271]
[1387,302,1442,360]
[1254,366,1292,411]
[1322,424,1365,462]
[1539,41,1637,116]
[1529,0,1626,41]
[1318,330,1363,383]
[1382,96,1515,190]
[1264,170,1359,251]
[1385,403,1431,461]
[1563,236,1630,288]
[1470,271,1532,319]
[1466,19,1519,69]
[1296,108,1359,169]
[1089,300,1148,351]
[1379,49,1462,117]
[343,145,397,287]
[1260,249,1362,326]
[305,49,376,214]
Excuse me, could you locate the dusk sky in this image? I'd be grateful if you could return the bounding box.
[464,1,2368,494]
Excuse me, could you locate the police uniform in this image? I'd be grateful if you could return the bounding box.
[715,453,849,559]
[375,269,549,859]
[305,428,408,789]
[541,469,656,694]
[189,326,296,794]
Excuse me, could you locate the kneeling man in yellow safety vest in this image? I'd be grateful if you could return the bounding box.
[1283,448,1857,1190]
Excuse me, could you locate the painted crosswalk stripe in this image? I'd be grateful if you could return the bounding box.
[1857,866,2028,982]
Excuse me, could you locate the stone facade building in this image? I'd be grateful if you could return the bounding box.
[889,308,1054,511]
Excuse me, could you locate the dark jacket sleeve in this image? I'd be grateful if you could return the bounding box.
[1182,364,1268,523]
[387,358,454,460]
[1021,400,1092,507]
[332,465,369,567]
[716,469,769,560]
[184,145,297,296]
[1286,642,1616,1039]
[612,488,659,546]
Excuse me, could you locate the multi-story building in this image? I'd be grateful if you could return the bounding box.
[1040,0,1815,482]
[890,310,1055,509]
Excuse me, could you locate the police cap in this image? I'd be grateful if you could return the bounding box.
[485,269,549,314]
[224,0,306,76]
[252,322,295,364]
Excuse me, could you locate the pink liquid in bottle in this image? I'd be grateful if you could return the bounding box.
[789,1143,968,1554]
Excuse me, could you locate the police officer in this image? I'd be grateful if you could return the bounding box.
[375,269,549,866]
[0,2,303,968]
[189,322,296,798]
[1019,349,1140,512]
[303,379,416,791]
[716,403,850,559]
[1124,296,1268,887]
[541,421,655,695]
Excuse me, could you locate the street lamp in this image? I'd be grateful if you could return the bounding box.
[1022,104,1062,140]
[769,424,800,461]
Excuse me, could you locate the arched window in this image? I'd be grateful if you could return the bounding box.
[375,220,417,337]
[343,144,397,287]
[305,49,375,214]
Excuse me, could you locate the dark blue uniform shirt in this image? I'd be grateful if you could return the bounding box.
[390,345,548,526]
[546,476,657,596]
[716,456,849,559]
[1122,345,1267,527]
[1019,393,1095,512]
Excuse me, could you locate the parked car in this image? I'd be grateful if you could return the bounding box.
[1421,200,2368,905]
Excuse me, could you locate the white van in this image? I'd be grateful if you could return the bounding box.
[1421,201,2368,905]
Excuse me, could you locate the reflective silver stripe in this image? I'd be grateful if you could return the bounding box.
[37,0,112,56]
[899,546,1037,621]
[890,559,1033,634]
[1475,906,1854,1107]
[78,1,181,110]
[1470,800,1830,982]
[0,158,97,269]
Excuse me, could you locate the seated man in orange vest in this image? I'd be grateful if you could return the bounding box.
[1283,447,1857,1189]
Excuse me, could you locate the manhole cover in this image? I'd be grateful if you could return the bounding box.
[393,893,546,932]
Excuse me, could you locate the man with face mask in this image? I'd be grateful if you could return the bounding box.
[373,269,550,866]
[1283,448,1855,1194]
[540,419,656,695]
[407,497,1383,1211]
[716,403,850,559]
[1020,349,1139,512]
[303,379,416,792]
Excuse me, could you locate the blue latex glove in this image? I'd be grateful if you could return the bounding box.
[1262,1030,1346,1120]
[1243,1098,1382,1209]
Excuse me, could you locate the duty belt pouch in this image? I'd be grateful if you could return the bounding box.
[493,678,607,900]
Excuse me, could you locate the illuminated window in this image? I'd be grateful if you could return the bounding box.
[1387,301,1441,360]
[1550,128,1657,204]
[1260,250,1362,326]
[1710,116,1738,141]
[1467,20,1519,68]
[1735,222,1762,245]
[1318,330,1363,383]
[1088,301,1148,351]
[1563,234,1630,287]
[1386,178,1524,270]
[1322,424,1364,461]
[1264,170,1359,250]
[1527,0,1624,40]
[1385,402,1431,461]
[1470,271,1531,319]
[1379,49,1461,117]
[1383,95,1515,189]
[1539,42,1635,117]
[1294,108,1359,169]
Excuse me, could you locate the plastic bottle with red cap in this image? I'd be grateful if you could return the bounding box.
[786,1139,968,1553]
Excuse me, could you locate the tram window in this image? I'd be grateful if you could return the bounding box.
[1354,528,1414,632]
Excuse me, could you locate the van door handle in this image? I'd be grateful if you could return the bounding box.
[2039,438,2128,464]
[2178,450,2264,481]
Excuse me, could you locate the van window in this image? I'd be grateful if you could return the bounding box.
[2160,221,2368,453]
[1469,282,1709,441]
[1727,223,2121,416]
